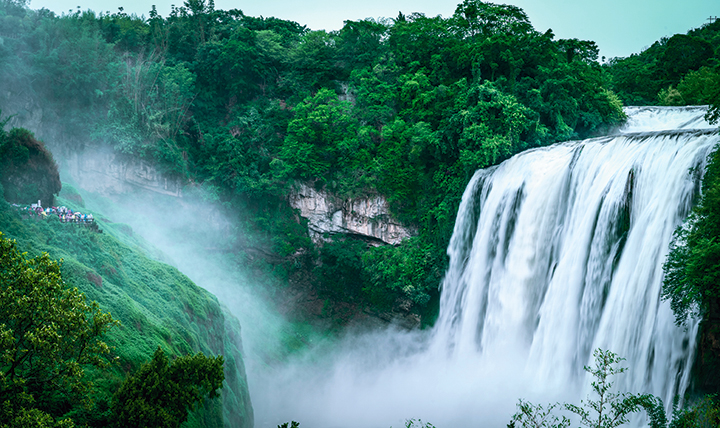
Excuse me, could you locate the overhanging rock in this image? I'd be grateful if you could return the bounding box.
[288,183,415,246]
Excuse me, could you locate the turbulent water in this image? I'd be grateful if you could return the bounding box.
[254,107,719,427]
[432,105,717,408]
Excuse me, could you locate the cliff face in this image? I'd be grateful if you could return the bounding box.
[0,127,61,206]
[288,183,415,246]
[63,148,183,197]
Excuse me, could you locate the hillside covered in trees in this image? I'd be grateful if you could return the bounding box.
[2,0,720,425]
[0,115,252,426]
[0,0,644,320]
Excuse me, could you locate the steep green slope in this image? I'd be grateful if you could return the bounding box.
[0,193,252,427]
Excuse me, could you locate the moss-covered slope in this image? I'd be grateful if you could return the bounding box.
[0,194,253,428]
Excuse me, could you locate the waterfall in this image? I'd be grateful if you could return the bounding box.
[253,106,718,427]
[433,105,716,409]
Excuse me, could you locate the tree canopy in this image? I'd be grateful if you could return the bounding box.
[0,0,631,318]
[111,347,224,428]
[0,117,61,206]
[0,232,117,425]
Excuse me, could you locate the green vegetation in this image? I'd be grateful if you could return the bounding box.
[0,0,630,320]
[112,347,224,428]
[510,349,657,428]
[0,0,718,425]
[403,419,436,428]
[0,231,238,427]
[665,395,720,428]
[0,232,116,427]
[606,19,720,116]
[0,115,61,206]
[662,146,720,324]
[509,349,720,428]
[0,188,251,426]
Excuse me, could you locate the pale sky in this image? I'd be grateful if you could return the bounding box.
[28,0,719,60]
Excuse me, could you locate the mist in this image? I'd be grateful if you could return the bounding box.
[250,326,576,428]
[52,153,567,428]
[3,101,705,428]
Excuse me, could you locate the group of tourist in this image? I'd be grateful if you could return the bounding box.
[14,204,94,224]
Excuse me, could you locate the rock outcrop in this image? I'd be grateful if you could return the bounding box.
[0,127,61,206]
[288,183,415,246]
[64,148,183,197]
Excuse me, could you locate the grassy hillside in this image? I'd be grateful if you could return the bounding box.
[0,190,252,428]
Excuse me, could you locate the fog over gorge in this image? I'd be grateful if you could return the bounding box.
[1,1,720,427]
[46,106,717,428]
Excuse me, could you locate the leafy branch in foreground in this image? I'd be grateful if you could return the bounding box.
[111,346,225,428]
[509,349,656,428]
[565,349,654,428]
[0,232,118,425]
[510,349,720,428]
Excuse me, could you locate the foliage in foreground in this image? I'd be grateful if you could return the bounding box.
[509,349,720,428]
[509,349,656,428]
[0,231,117,426]
[0,221,236,428]
[111,347,224,428]
[666,395,720,428]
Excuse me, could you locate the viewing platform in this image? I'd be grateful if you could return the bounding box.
[12,203,102,233]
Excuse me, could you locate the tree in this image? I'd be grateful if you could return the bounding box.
[659,35,714,85]
[335,19,389,73]
[0,122,61,206]
[662,146,720,324]
[564,349,654,428]
[453,0,533,39]
[111,347,224,428]
[0,232,117,424]
[510,349,655,428]
[274,88,360,184]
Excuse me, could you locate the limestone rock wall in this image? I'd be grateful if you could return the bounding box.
[63,148,183,197]
[288,183,414,245]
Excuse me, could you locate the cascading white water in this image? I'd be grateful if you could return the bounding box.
[254,106,718,428]
[433,105,717,410]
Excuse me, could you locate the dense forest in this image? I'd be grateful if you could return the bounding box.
[1,0,719,321]
[1,0,720,426]
[0,0,650,320]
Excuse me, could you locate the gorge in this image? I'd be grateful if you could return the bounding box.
[246,106,719,427]
[7,101,718,428]
[58,106,714,427]
[1,1,719,426]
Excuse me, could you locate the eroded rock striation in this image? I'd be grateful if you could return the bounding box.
[288,183,415,246]
[64,148,183,197]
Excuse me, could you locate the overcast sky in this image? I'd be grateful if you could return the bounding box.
[28,0,718,60]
